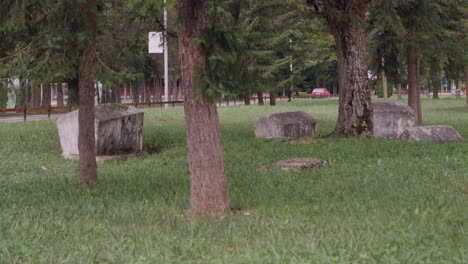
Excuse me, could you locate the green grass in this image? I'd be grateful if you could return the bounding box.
[0,97,467,263]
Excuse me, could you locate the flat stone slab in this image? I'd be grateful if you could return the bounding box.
[398,125,464,143]
[273,137,323,144]
[57,104,144,159]
[254,111,316,139]
[271,158,330,171]
[65,151,148,162]
[373,101,416,139]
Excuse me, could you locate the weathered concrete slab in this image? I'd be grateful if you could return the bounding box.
[254,111,316,139]
[272,158,330,171]
[398,125,464,143]
[373,101,416,139]
[57,104,144,159]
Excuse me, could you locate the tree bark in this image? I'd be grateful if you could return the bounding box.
[407,46,422,125]
[257,92,264,105]
[132,81,139,104]
[78,0,98,185]
[31,84,39,107]
[396,83,402,100]
[269,91,276,106]
[56,83,64,106]
[178,0,230,215]
[243,95,250,105]
[381,57,388,101]
[433,85,439,99]
[41,84,51,107]
[329,15,373,136]
[465,70,468,112]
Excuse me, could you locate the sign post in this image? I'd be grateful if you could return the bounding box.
[164,0,169,108]
[148,0,169,108]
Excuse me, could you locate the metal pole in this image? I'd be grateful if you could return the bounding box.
[164,0,169,108]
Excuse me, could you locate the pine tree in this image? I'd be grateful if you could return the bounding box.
[177,0,230,215]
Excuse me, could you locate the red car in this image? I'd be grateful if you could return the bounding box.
[311,88,332,98]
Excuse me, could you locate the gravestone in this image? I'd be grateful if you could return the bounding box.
[398,125,464,143]
[373,101,416,139]
[254,111,316,139]
[57,104,144,159]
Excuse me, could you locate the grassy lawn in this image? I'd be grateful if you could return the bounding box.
[0,97,467,263]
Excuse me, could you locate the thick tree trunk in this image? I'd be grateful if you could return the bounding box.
[243,95,250,105]
[56,83,64,106]
[178,0,230,215]
[41,84,51,107]
[330,20,373,137]
[269,91,276,106]
[78,0,98,185]
[257,92,264,105]
[407,46,422,125]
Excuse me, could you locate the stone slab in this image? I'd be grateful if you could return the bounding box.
[398,125,464,143]
[373,101,416,139]
[271,158,330,171]
[254,111,316,139]
[57,104,144,159]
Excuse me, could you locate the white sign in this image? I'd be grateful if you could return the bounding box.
[148,32,163,53]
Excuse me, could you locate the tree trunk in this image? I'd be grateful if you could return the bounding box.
[30,84,38,107]
[407,46,422,125]
[381,57,388,101]
[433,85,439,99]
[269,91,276,106]
[257,92,264,105]
[177,0,230,215]
[329,17,373,137]
[41,84,51,107]
[243,95,250,105]
[396,83,402,100]
[66,78,79,109]
[56,83,64,106]
[132,81,139,104]
[465,70,468,112]
[115,85,122,103]
[78,0,98,185]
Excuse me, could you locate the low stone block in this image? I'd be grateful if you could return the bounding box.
[398,125,464,143]
[57,104,144,159]
[272,158,330,171]
[254,111,316,139]
[373,101,416,139]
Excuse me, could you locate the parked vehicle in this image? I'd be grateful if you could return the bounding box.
[311,88,332,98]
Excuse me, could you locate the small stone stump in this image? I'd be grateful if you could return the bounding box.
[57,104,144,159]
[398,125,464,143]
[373,101,416,139]
[272,158,330,171]
[254,111,316,139]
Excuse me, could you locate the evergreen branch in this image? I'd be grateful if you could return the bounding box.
[96,54,118,74]
[155,17,178,38]
[0,41,35,62]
